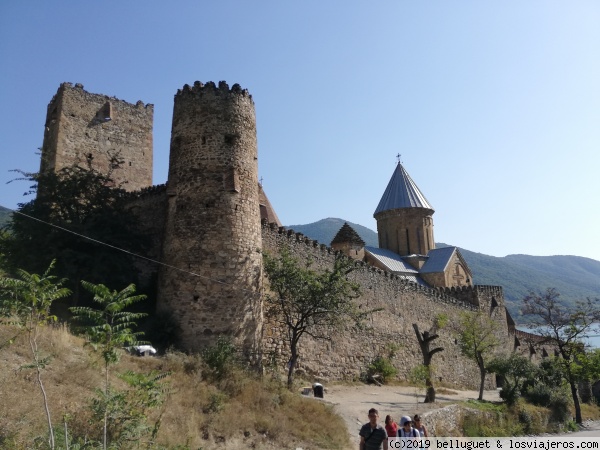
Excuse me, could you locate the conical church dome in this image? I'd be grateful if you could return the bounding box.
[374,162,435,256]
[374,163,433,216]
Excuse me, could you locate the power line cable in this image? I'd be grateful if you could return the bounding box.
[2,205,258,293]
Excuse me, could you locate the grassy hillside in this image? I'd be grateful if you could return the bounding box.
[286,218,600,321]
[505,254,600,293]
[0,323,350,449]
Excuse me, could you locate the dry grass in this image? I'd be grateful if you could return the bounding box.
[580,402,600,421]
[0,324,351,449]
[460,397,600,437]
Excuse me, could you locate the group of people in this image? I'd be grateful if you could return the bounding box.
[359,408,429,450]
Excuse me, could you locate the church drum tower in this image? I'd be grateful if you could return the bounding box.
[157,81,263,359]
[374,163,435,256]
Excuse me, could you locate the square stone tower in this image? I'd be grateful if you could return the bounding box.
[40,83,153,191]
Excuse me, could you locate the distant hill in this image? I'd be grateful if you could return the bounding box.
[285,218,600,322]
[0,206,12,228]
[437,245,600,320]
[287,218,379,247]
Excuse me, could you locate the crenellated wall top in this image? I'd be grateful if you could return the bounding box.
[438,285,504,296]
[514,329,548,343]
[261,221,481,311]
[50,82,154,110]
[175,80,252,100]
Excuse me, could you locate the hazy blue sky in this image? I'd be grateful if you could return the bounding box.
[1,1,599,261]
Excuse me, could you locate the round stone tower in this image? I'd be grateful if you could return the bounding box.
[157,81,263,359]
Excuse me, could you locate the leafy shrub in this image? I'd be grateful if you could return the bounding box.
[365,356,397,383]
[525,383,553,406]
[434,313,449,329]
[488,354,537,406]
[202,336,237,380]
[499,386,521,405]
[538,358,565,386]
[548,391,571,423]
[385,342,400,359]
[565,420,578,432]
[518,408,533,434]
[524,383,571,423]
[203,392,227,413]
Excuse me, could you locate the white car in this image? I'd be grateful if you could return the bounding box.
[133,345,157,356]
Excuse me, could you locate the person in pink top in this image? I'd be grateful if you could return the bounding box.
[384,415,398,438]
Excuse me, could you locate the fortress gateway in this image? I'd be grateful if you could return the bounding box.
[40,81,542,386]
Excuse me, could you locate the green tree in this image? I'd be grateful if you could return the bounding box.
[522,288,600,424]
[88,370,171,448]
[579,348,600,383]
[70,280,147,450]
[0,261,71,450]
[263,249,365,388]
[487,353,538,406]
[455,311,501,400]
[1,166,147,307]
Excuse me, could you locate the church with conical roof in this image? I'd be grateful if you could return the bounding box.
[331,162,473,289]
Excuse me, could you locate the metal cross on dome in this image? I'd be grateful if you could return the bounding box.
[396,153,402,164]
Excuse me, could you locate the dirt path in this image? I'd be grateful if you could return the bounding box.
[322,384,500,445]
[321,385,600,442]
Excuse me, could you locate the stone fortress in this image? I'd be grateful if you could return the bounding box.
[39,81,548,388]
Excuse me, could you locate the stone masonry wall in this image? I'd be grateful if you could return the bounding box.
[125,185,168,288]
[40,82,153,192]
[157,82,263,360]
[261,223,512,389]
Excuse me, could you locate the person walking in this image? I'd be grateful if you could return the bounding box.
[384,415,398,438]
[359,408,388,450]
[413,414,428,437]
[398,416,420,439]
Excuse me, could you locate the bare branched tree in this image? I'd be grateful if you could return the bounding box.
[413,314,447,403]
[522,288,600,424]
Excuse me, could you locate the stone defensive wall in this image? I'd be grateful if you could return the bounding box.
[261,222,514,388]
[513,329,556,361]
[437,284,510,345]
[124,184,168,287]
